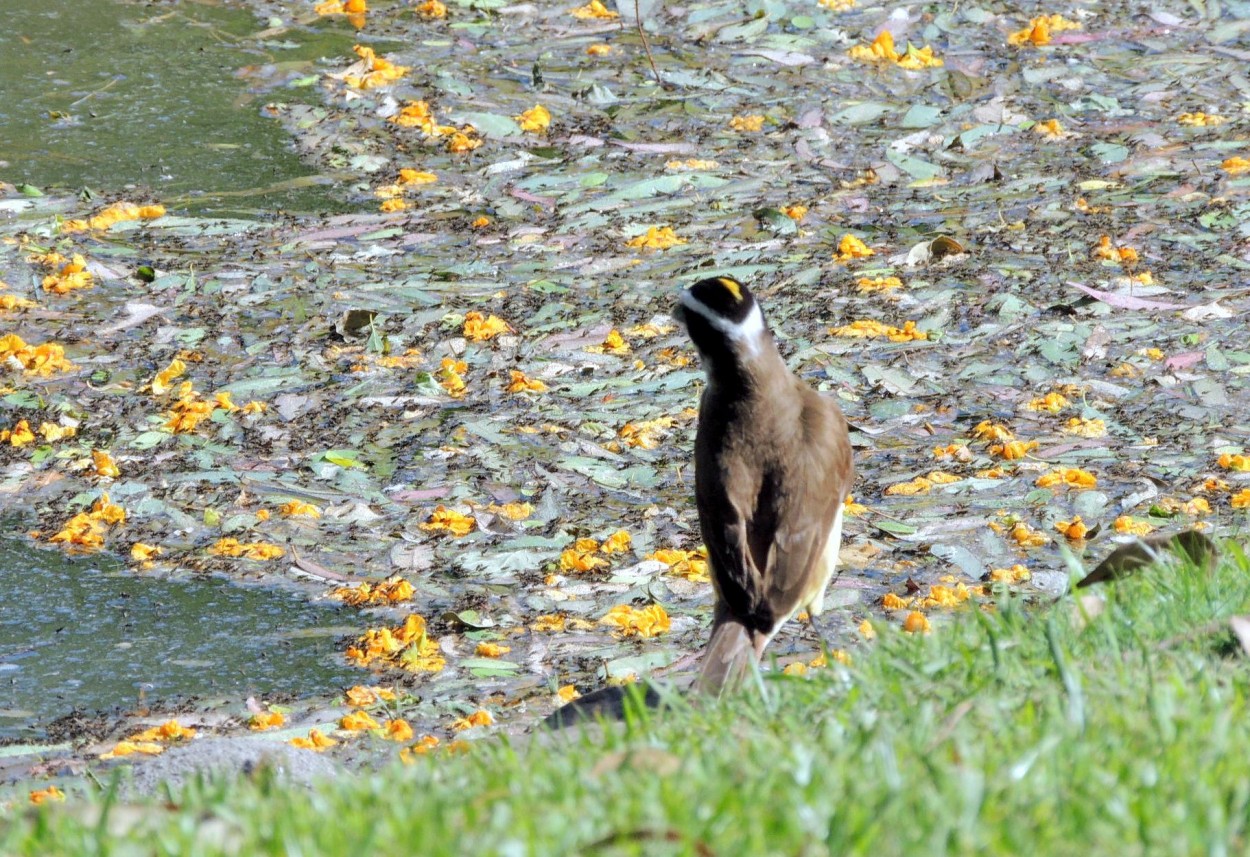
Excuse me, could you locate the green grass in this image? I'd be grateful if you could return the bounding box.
[7,545,1250,856]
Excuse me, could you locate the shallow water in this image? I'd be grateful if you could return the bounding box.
[0,0,355,216]
[0,538,361,741]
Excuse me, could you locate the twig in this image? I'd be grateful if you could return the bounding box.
[635,0,661,86]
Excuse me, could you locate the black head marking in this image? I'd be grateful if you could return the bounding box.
[685,276,757,325]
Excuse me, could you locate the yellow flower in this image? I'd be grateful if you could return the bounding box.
[599,603,671,638]
[506,370,548,394]
[600,530,632,554]
[972,420,1014,442]
[419,505,476,537]
[556,684,581,703]
[1008,521,1048,547]
[1221,156,1250,175]
[858,618,876,639]
[833,233,874,262]
[487,501,533,520]
[397,168,438,185]
[625,226,686,250]
[882,592,910,610]
[782,661,808,677]
[570,0,618,18]
[400,735,442,761]
[848,31,941,68]
[665,158,719,170]
[414,0,446,17]
[446,129,483,153]
[1062,417,1106,438]
[289,729,337,751]
[988,564,1031,583]
[779,204,807,222]
[390,100,442,133]
[279,500,322,518]
[345,685,396,706]
[2,419,36,447]
[342,44,410,90]
[560,538,607,572]
[130,542,162,563]
[92,449,120,478]
[515,104,552,133]
[1034,119,1065,139]
[532,613,567,632]
[1054,516,1088,541]
[829,319,927,342]
[41,253,93,294]
[463,311,512,341]
[1035,468,1097,490]
[380,198,408,213]
[1025,392,1069,413]
[1231,489,1250,510]
[1177,112,1227,127]
[451,709,494,730]
[1218,453,1250,472]
[1008,14,1079,47]
[232,539,284,560]
[0,334,75,376]
[470,215,492,228]
[586,43,612,56]
[820,0,856,9]
[331,576,415,606]
[895,43,943,70]
[849,30,900,62]
[902,611,931,633]
[1092,235,1139,264]
[587,329,631,355]
[919,583,972,609]
[843,495,868,515]
[1112,516,1154,536]
[128,720,196,743]
[729,114,765,132]
[648,547,710,582]
[100,741,165,759]
[856,276,902,293]
[384,719,414,742]
[885,476,933,496]
[340,710,381,732]
[437,357,467,397]
[28,786,65,804]
[619,417,673,449]
[988,440,1038,461]
[475,642,511,658]
[249,711,286,731]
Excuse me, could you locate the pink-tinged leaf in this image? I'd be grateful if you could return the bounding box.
[1164,351,1204,370]
[609,141,696,154]
[1068,281,1187,310]
[509,187,555,208]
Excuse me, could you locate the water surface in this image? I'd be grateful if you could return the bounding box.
[0,0,356,216]
[0,538,361,742]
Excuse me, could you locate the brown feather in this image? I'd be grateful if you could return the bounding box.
[689,296,854,693]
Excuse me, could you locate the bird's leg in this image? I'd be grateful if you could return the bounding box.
[750,634,774,709]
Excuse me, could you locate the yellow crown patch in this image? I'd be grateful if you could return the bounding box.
[715,277,743,301]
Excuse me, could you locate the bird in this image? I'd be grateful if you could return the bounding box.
[673,276,855,695]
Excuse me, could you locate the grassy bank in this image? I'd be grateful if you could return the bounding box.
[6,545,1250,855]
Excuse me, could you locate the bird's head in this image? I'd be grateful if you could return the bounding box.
[673,276,769,366]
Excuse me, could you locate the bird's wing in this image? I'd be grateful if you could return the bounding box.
[700,485,773,632]
[761,394,854,615]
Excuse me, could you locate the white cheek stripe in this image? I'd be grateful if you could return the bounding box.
[679,291,766,352]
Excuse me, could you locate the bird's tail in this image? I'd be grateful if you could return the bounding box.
[695,617,758,696]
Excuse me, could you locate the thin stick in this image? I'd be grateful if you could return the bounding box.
[635,0,661,85]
